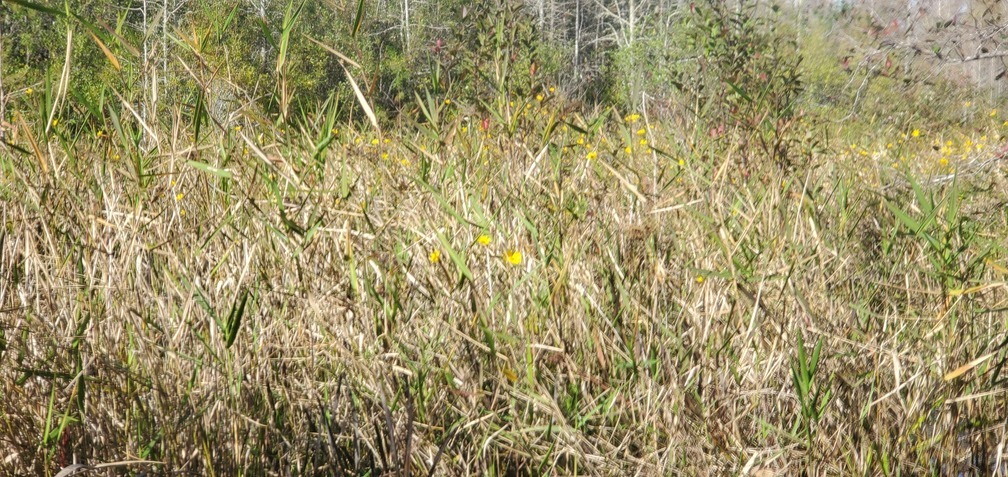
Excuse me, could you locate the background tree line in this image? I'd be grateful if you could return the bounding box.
[0,0,1005,136]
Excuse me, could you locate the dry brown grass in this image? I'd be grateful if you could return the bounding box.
[2,93,1008,476]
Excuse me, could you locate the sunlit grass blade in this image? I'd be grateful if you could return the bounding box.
[435,231,473,282]
[186,160,234,179]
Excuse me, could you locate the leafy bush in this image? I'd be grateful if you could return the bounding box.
[442,0,547,109]
[674,1,808,170]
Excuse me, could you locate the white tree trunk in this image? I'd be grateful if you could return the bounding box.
[403,0,410,48]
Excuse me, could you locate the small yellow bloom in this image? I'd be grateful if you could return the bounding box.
[51,119,59,127]
[180,209,186,216]
[331,128,339,135]
[696,275,705,284]
[678,158,685,166]
[429,249,441,263]
[624,146,633,154]
[381,152,389,160]
[444,98,451,105]
[370,138,380,146]
[549,86,555,93]
[536,94,544,102]
[477,234,491,246]
[586,150,597,160]
[234,125,242,132]
[991,109,998,117]
[636,128,646,136]
[911,129,920,138]
[504,249,522,265]
[461,126,468,133]
[639,139,648,147]
[175,193,184,201]
[25,87,33,96]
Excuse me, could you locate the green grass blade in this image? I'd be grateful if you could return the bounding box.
[435,231,473,282]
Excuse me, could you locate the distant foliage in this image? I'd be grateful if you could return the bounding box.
[442,0,548,108]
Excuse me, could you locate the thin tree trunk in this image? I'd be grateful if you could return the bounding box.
[0,16,5,143]
[0,13,5,142]
[403,0,410,48]
[142,0,149,129]
[550,0,555,41]
[162,0,168,114]
[539,0,545,33]
[574,0,580,70]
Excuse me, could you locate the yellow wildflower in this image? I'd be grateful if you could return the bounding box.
[911,129,920,138]
[477,234,491,246]
[504,249,522,265]
[429,249,441,263]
